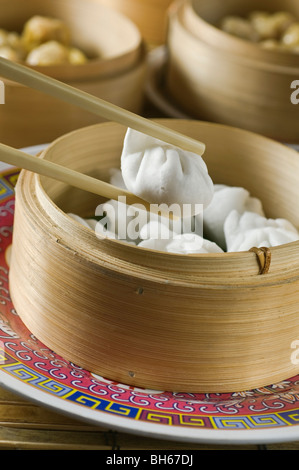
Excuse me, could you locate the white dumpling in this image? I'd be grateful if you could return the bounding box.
[138,229,223,255]
[98,170,197,243]
[139,210,199,239]
[94,199,148,244]
[166,234,223,254]
[94,199,129,241]
[138,238,170,252]
[139,221,177,241]
[123,163,200,236]
[224,210,299,252]
[120,128,214,217]
[69,204,140,245]
[202,184,265,250]
[67,213,97,230]
[69,205,123,240]
[109,168,127,190]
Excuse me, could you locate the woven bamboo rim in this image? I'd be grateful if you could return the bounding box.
[9,120,299,393]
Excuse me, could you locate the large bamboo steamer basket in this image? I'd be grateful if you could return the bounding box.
[96,0,173,46]
[165,0,299,143]
[0,0,146,148]
[9,119,299,393]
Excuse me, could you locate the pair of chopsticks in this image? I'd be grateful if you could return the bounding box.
[0,57,205,210]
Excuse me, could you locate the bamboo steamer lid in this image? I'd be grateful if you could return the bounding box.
[165,0,299,143]
[9,119,299,393]
[96,0,173,46]
[0,0,146,148]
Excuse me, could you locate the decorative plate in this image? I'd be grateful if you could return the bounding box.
[1,146,299,446]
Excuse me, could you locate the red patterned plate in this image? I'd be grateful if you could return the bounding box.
[1,150,299,445]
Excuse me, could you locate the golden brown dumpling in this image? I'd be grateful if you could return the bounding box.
[26,40,70,66]
[270,11,297,35]
[26,40,88,66]
[0,45,21,61]
[250,11,296,40]
[22,15,71,52]
[68,47,88,65]
[0,29,25,59]
[220,10,299,54]
[220,16,259,41]
[281,22,299,46]
[260,38,282,50]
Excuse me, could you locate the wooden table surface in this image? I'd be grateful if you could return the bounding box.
[0,385,298,451]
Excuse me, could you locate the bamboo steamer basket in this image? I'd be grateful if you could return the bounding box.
[165,0,299,143]
[97,0,173,46]
[0,0,146,148]
[9,119,299,393]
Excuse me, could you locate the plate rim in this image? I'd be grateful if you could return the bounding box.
[2,369,299,446]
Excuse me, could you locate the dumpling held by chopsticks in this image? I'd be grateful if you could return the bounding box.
[121,128,214,217]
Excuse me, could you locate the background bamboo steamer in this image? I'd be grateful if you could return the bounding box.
[0,0,146,148]
[96,0,173,47]
[184,0,299,67]
[9,119,299,394]
[165,0,299,143]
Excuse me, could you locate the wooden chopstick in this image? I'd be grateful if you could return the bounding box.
[0,57,206,156]
[0,142,155,211]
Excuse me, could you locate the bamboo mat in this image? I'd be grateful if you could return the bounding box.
[0,386,298,450]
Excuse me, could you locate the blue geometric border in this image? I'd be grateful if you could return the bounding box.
[1,355,299,429]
